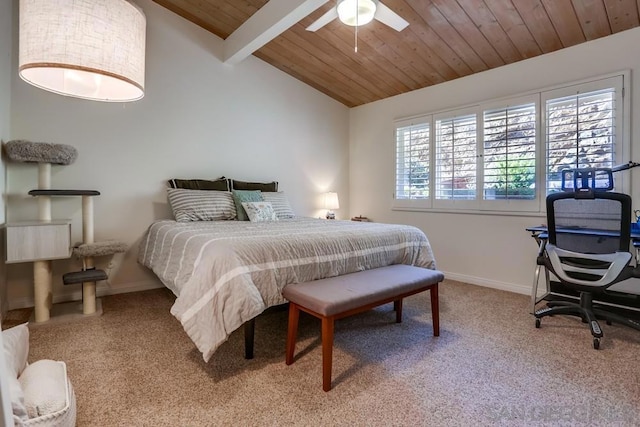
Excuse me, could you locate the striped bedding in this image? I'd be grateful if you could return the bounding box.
[138,217,436,361]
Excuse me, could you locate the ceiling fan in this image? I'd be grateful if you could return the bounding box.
[306,0,409,32]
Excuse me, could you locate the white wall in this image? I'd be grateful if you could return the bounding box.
[0,0,12,424]
[0,0,12,319]
[350,27,640,295]
[6,0,350,308]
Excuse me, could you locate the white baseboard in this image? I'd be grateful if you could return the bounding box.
[7,273,531,311]
[442,271,531,296]
[7,280,165,311]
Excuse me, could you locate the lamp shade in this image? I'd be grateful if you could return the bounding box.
[324,192,340,210]
[337,0,377,27]
[19,0,146,102]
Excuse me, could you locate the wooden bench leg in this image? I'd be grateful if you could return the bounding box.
[286,303,300,365]
[321,316,334,392]
[431,284,440,337]
[394,299,403,323]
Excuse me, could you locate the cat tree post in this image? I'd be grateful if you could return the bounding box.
[33,162,53,322]
[81,195,96,315]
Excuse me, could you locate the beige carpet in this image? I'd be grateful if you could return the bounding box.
[4,280,640,426]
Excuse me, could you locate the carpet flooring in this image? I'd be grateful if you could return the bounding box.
[4,279,640,426]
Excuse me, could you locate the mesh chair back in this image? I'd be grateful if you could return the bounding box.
[546,192,631,254]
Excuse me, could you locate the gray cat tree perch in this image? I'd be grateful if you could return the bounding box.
[5,140,126,322]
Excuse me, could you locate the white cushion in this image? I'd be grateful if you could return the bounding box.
[19,360,68,418]
[241,201,278,222]
[2,323,30,420]
[2,323,29,377]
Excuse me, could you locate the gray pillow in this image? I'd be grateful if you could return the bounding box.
[167,188,236,222]
[261,191,294,219]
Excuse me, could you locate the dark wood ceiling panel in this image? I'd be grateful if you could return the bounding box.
[572,0,612,40]
[603,0,640,33]
[483,0,543,59]
[153,0,640,107]
[456,0,523,64]
[429,0,505,68]
[539,0,586,48]
[512,0,563,53]
[407,0,489,73]
[394,2,473,78]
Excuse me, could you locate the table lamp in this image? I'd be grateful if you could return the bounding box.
[324,192,339,219]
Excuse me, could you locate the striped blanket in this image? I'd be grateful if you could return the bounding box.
[138,218,436,361]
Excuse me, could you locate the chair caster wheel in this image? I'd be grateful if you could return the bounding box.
[535,318,541,328]
[593,338,600,350]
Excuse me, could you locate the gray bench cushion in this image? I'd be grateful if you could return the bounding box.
[282,265,444,317]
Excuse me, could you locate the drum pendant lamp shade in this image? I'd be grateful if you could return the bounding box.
[19,0,146,102]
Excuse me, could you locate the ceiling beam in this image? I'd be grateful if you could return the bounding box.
[223,0,329,65]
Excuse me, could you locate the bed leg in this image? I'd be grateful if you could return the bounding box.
[244,319,255,359]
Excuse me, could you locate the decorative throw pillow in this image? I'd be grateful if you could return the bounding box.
[232,190,263,221]
[242,202,278,222]
[167,177,229,191]
[231,179,278,192]
[261,191,295,219]
[19,359,69,418]
[167,188,236,222]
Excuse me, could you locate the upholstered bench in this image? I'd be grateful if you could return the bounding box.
[283,264,443,391]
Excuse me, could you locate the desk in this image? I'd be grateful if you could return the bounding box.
[527,225,640,315]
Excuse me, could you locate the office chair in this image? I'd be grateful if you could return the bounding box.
[534,188,640,349]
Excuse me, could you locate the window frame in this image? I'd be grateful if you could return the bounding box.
[392,71,630,215]
[394,116,433,210]
[432,106,480,211]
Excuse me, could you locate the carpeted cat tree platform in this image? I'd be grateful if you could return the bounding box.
[5,140,126,322]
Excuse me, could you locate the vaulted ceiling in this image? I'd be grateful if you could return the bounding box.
[152,0,640,107]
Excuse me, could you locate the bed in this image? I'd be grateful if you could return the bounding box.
[138,217,436,361]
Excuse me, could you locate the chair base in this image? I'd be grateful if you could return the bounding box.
[535,291,640,349]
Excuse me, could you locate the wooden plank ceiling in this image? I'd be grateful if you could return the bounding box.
[152,0,640,107]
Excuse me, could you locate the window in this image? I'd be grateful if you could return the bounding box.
[483,102,536,201]
[395,119,431,208]
[434,112,477,203]
[542,77,622,194]
[393,73,627,214]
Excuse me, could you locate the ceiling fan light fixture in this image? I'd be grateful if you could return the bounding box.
[337,0,377,27]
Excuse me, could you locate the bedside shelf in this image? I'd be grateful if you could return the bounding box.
[28,189,100,196]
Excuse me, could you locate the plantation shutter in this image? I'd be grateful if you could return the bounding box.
[435,114,477,201]
[545,87,617,194]
[395,121,430,200]
[483,103,536,200]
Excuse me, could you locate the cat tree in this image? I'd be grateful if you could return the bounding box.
[5,140,126,322]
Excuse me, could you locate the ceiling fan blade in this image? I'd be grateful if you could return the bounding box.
[374,1,409,31]
[306,8,339,32]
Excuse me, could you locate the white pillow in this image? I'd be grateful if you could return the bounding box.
[260,191,295,219]
[241,201,278,222]
[167,188,236,222]
[2,323,29,377]
[2,323,30,420]
[19,359,69,419]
